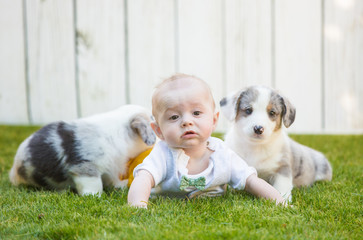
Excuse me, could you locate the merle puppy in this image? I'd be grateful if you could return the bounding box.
[220,86,332,201]
[9,105,156,195]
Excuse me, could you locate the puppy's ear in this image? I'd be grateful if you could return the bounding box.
[219,91,242,121]
[150,122,164,140]
[130,115,156,146]
[280,95,296,128]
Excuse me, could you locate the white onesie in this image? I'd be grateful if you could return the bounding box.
[134,137,257,199]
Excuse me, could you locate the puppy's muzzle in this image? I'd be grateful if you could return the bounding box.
[253,125,264,135]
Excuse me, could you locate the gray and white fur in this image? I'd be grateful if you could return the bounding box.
[220,86,332,202]
[9,105,156,196]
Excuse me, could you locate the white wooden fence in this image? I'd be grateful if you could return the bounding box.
[0,0,362,133]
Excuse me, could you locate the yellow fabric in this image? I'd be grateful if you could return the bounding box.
[119,148,153,187]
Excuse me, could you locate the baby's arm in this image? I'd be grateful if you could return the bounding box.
[127,170,155,208]
[245,174,286,205]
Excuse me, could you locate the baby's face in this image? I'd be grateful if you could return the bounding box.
[152,80,218,150]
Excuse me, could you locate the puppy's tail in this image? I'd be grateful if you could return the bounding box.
[313,151,332,182]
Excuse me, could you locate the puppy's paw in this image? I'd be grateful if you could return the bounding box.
[73,176,103,196]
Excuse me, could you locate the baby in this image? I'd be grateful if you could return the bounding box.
[128,74,286,208]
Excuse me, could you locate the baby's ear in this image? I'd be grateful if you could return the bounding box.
[150,122,164,140]
[219,91,241,121]
[212,112,220,131]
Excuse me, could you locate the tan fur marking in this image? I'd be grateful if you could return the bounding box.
[267,103,282,131]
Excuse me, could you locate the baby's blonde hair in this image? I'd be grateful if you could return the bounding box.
[152,73,215,119]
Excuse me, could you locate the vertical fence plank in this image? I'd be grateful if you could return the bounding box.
[178,0,223,96]
[0,0,28,124]
[274,0,322,133]
[128,0,176,110]
[225,0,272,93]
[178,0,224,131]
[324,0,363,133]
[26,0,77,124]
[76,0,126,117]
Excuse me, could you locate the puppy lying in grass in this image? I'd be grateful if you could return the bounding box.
[220,86,332,202]
[9,105,156,196]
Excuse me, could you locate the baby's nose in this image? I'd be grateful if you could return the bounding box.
[181,116,193,127]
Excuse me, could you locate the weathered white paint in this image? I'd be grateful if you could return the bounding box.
[225,0,272,91]
[0,0,28,124]
[324,0,363,133]
[25,0,77,124]
[128,0,176,110]
[0,0,362,134]
[76,0,127,118]
[274,0,323,133]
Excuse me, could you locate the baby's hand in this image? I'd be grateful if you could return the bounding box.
[127,170,154,209]
[128,199,148,209]
[129,204,148,209]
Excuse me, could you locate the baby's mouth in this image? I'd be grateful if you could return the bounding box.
[182,130,197,137]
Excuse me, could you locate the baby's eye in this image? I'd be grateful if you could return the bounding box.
[169,115,179,120]
[193,111,201,116]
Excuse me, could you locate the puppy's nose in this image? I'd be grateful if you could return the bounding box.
[254,125,264,135]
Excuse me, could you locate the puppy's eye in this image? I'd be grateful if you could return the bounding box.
[245,108,253,115]
[193,111,201,116]
[169,115,179,120]
[269,110,276,117]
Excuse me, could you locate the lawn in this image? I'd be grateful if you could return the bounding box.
[0,125,362,239]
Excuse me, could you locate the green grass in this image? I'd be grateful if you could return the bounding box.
[0,125,362,240]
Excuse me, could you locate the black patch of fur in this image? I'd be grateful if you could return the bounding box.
[294,157,303,179]
[17,164,28,180]
[219,98,227,107]
[28,122,68,187]
[57,122,88,165]
[28,122,92,188]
